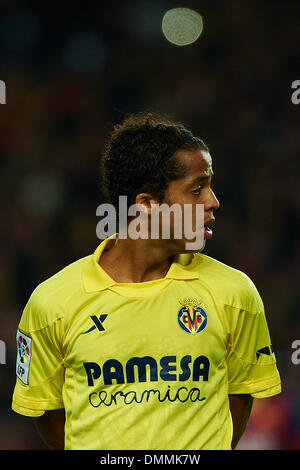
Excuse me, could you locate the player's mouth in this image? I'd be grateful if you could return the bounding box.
[204,218,215,239]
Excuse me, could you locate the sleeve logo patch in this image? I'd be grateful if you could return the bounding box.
[256,344,274,360]
[16,330,32,385]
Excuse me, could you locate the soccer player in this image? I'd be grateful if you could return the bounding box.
[12,113,281,450]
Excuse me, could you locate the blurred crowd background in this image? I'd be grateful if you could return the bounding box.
[0,0,299,450]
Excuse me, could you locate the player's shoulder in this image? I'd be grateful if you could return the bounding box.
[21,255,92,331]
[193,252,251,284]
[33,254,89,299]
[193,252,263,313]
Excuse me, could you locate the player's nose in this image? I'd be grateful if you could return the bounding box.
[207,189,220,212]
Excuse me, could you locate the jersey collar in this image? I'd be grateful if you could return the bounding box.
[82,234,200,293]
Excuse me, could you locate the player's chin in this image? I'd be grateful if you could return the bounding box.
[192,239,206,253]
[177,237,207,254]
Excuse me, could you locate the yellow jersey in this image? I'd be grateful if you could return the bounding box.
[12,234,281,450]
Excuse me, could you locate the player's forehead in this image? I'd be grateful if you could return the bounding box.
[177,149,213,183]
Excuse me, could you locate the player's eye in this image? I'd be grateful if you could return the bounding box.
[192,186,203,196]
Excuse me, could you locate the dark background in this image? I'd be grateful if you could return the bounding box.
[0,0,299,449]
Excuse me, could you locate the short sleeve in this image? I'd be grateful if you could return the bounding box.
[224,280,281,398]
[11,290,65,417]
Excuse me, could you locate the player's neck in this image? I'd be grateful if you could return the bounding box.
[99,237,176,283]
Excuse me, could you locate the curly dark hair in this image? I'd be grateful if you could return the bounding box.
[100,112,209,210]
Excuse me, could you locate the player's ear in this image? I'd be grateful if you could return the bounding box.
[135,193,159,215]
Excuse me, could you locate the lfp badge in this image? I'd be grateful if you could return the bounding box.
[16,330,32,385]
[177,298,207,335]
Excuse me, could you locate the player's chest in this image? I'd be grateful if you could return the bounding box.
[63,285,228,369]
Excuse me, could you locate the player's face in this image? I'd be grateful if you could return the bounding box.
[161,149,220,252]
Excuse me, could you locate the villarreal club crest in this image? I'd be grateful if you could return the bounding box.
[177,298,208,335]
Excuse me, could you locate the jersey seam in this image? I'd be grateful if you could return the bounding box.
[13,392,64,406]
[64,366,75,450]
[219,301,260,316]
[18,317,64,334]
[227,345,276,367]
[58,285,86,352]
[229,372,280,388]
[18,361,65,387]
[19,319,65,362]
[31,284,84,352]
[214,375,229,449]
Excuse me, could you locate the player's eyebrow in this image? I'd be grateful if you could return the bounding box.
[188,172,213,187]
